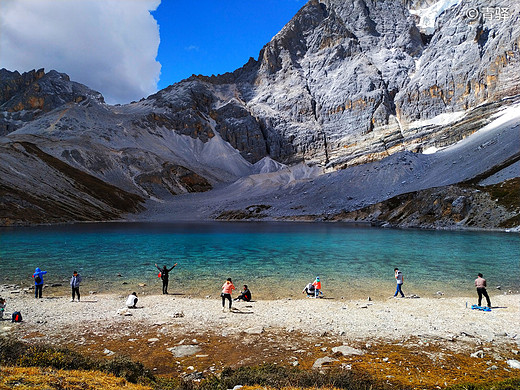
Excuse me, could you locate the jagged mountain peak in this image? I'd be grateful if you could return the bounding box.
[0,68,105,136]
[1,0,519,226]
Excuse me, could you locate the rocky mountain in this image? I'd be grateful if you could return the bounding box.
[1,0,519,227]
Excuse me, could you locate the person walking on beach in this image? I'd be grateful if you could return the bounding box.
[475,273,491,307]
[394,268,405,298]
[32,267,47,298]
[155,262,177,294]
[221,278,236,312]
[70,271,82,302]
[312,276,323,298]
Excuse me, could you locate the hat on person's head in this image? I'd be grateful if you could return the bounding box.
[316,277,320,281]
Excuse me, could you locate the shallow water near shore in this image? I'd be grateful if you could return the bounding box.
[1,221,518,299]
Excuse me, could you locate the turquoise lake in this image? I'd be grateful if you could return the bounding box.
[0,222,518,299]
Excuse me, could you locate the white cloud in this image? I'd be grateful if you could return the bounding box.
[0,0,161,104]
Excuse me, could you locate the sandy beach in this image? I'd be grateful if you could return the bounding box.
[1,285,519,388]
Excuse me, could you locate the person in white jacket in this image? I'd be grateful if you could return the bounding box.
[394,268,405,298]
[126,292,138,308]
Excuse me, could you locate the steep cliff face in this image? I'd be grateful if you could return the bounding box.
[0,68,104,136]
[396,0,520,126]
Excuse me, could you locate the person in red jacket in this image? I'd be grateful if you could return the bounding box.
[221,278,236,312]
[312,277,323,298]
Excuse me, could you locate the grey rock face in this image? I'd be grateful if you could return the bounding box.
[0,68,104,136]
[396,0,520,126]
[1,0,519,226]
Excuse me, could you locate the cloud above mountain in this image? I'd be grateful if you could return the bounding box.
[0,0,161,104]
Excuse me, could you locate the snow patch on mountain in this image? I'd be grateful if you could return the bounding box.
[409,0,462,34]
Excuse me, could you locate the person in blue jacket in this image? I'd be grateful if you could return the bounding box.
[32,267,47,298]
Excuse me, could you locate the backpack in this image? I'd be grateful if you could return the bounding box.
[12,311,22,322]
[35,275,42,284]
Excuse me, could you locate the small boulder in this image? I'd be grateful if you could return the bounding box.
[116,308,132,316]
[312,356,337,369]
[507,360,520,369]
[332,345,365,356]
[167,345,201,357]
[470,350,484,358]
[243,326,264,335]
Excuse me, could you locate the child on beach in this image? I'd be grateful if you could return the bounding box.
[0,298,6,319]
[32,267,47,298]
[221,278,236,312]
[312,277,323,298]
[70,271,82,302]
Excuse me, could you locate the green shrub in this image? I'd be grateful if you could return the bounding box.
[99,354,154,384]
[198,364,391,390]
[0,337,28,364]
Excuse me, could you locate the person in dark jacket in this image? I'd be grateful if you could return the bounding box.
[155,263,177,294]
[70,271,82,302]
[475,273,491,307]
[234,285,252,302]
[32,267,47,298]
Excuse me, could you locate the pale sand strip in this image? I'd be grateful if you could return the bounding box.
[2,289,519,352]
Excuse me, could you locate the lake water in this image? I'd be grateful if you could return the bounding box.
[0,222,518,300]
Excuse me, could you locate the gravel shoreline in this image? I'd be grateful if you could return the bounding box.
[1,288,519,387]
[2,289,519,347]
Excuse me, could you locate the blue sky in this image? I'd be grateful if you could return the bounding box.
[152,0,306,89]
[0,0,306,103]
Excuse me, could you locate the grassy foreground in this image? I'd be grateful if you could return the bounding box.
[1,337,519,390]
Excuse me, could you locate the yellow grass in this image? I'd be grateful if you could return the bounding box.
[0,366,152,390]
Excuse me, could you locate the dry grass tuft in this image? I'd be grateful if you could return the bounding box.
[0,366,152,390]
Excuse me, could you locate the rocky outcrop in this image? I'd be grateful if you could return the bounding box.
[0,68,104,136]
[332,178,520,230]
[396,0,520,126]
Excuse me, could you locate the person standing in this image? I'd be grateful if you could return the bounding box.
[155,263,177,294]
[394,268,405,298]
[221,278,236,312]
[70,271,82,302]
[312,276,322,298]
[475,273,491,307]
[0,298,6,319]
[32,267,47,298]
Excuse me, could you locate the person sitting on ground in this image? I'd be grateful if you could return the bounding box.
[302,282,315,297]
[234,285,251,302]
[126,292,138,308]
[0,298,6,319]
